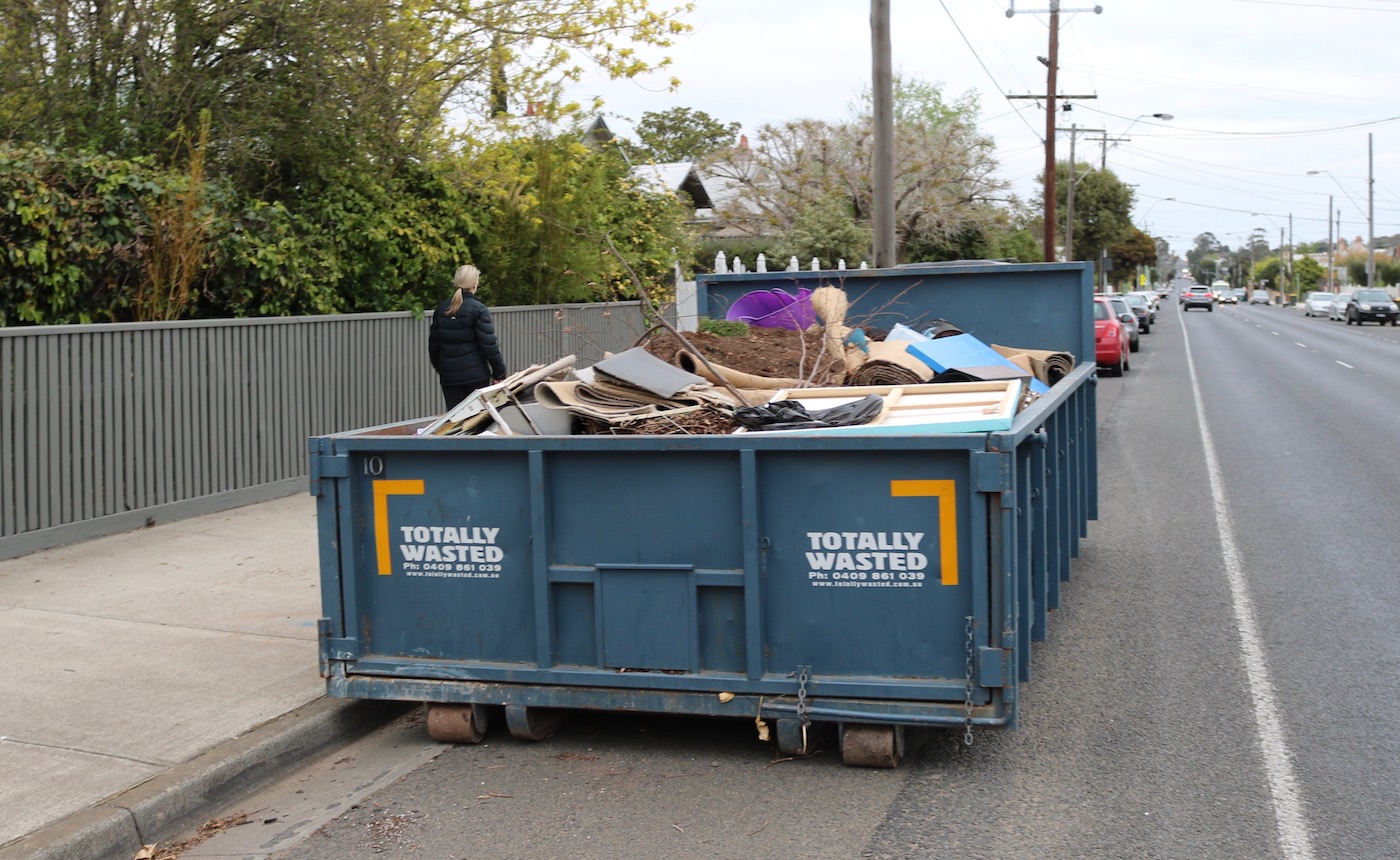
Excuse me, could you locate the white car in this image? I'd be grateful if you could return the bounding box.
[1328,290,1354,320]
[1302,291,1337,317]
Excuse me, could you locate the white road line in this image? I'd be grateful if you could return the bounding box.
[1271,331,1280,336]
[1295,343,1307,349]
[1337,361,1354,369]
[1181,322,1317,860]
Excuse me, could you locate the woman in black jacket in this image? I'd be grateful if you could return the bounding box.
[428,265,507,408]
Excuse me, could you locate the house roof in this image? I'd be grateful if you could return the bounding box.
[629,162,714,210]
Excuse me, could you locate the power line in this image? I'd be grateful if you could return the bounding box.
[1226,0,1400,10]
[1076,105,1400,138]
[938,0,1042,140]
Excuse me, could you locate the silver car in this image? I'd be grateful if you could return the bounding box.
[1302,291,1337,317]
[1328,290,1354,321]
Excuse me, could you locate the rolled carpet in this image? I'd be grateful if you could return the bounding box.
[990,344,1075,385]
[674,350,805,390]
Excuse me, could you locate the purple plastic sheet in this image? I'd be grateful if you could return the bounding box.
[725,288,816,330]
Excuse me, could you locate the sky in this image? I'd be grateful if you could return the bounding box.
[560,0,1400,259]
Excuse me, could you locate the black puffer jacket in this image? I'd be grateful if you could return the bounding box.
[428,293,507,386]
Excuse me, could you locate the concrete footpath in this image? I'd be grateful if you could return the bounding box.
[0,495,404,860]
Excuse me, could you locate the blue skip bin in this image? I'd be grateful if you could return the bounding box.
[312,261,1098,767]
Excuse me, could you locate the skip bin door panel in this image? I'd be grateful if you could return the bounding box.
[598,565,694,671]
[347,452,536,663]
[757,450,979,683]
[548,450,745,674]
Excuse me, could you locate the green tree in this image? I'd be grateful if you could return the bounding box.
[632,107,740,163]
[1379,260,1400,286]
[1049,165,1134,268]
[1255,257,1282,289]
[1293,256,1324,291]
[1106,228,1157,288]
[1343,258,1400,287]
[849,77,1008,262]
[1346,259,1370,286]
[772,193,872,269]
[0,0,701,320]
[459,133,693,306]
[0,0,697,196]
[1186,232,1225,281]
[990,226,1043,263]
[702,75,1008,265]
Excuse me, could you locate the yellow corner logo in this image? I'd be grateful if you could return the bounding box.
[374,479,424,575]
[890,479,958,585]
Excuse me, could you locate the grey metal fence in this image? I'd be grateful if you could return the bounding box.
[0,302,652,559]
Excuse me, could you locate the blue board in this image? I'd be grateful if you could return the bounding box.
[905,334,1051,395]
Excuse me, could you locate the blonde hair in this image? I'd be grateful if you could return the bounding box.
[446,265,480,315]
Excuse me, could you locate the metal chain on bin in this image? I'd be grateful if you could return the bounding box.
[963,616,976,746]
[796,665,810,726]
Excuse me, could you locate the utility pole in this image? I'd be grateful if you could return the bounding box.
[1043,3,1058,263]
[1066,124,1076,260]
[1326,194,1334,289]
[1368,132,1376,288]
[871,0,895,267]
[1337,208,1344,286]
[1056,125,1104,262]
[1006,1,1103,262]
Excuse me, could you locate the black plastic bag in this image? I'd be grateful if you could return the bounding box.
[734,393,884,431]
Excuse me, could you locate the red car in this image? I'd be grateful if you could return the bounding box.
[1094,297,1130,376]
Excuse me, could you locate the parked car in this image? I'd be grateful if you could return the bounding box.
[1094,297,1130,376]
[1129,290,1159,322]
[1102,294,1140,351]
[1250,290,1272,305]
[1328,290,1353,320]
[1345,288,1400,325]
[1181,285,1216,311]
[1122,293,1153,333]
[1302,291,1338,317]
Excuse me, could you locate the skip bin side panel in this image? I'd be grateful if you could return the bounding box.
[346,450,537,664]
[756,448,980,687]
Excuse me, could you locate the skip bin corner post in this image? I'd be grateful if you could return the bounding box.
[973,440,1022,727]
[308,434,358,679]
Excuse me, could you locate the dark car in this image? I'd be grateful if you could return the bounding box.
[1181,285,1215,311]
[1122,292,1152,333]
[1344,288,1399,326]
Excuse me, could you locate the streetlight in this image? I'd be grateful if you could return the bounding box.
[1140,196,1175,228]
[1122,112,1174,136]
[1101,113,1174,169]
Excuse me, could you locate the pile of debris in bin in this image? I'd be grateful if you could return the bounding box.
[419,286,1075,438]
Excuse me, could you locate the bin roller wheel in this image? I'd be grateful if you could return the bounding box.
[774,719,833,757]
[839,724,904,768]
[505,705,570,741]
[426,703,488,744]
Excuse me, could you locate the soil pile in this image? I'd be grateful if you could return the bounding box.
[640,327,842,385]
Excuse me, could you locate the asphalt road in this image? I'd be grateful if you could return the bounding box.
[182,293,1400,860]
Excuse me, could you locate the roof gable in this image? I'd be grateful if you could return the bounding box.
[629,161,714,210]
